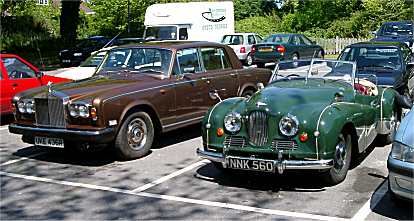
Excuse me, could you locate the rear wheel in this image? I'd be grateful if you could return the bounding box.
[115,112,154,160]
[322,131,352,185]
[245,53,253,66]
[292,53,299,60]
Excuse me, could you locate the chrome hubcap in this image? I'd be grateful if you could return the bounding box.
[127,118,147,150]
[334,134,347,173]
[246,55,253,66]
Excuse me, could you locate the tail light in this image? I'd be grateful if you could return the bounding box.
[251,46,256,54]
[275,45,285,53]
[240,47,246,53]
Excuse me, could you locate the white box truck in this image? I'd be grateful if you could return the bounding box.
[144,1,234,42]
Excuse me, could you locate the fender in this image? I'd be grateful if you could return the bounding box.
[377,87,397,134]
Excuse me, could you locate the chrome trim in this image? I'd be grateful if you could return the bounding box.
[197,148,333,171]
[248,111,268,146]
[162,116,204,130]
[9,124,114,136]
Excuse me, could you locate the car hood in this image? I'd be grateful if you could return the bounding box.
[17,73,165,103]
[358,70,402,86]
[395,107,414,147]
[53,67,97,80]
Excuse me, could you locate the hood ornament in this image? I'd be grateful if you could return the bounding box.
[256,101,267,108]
[47,81,53,93]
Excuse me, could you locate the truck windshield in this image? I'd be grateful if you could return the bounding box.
[145,26,178,40]
[97,48,172,76]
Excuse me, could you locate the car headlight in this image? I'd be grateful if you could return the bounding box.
[68,103,90,118]
[17,99,35,114]
[391,141,414,163]
[224,112,242,133]
[73,52,82,57]
[279,114,299,137]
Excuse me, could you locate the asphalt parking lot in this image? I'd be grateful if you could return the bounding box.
[0,121,413,220]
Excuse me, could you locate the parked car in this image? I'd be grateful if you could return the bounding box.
[0,54,70,115]
[371,21,413,52]
[338,42,414,106]
[388,106,413,202]
[59,36,110,67]
[197,59,399,185]
[221,33,263,66]
[9,41,272,160]
[251,33,324,68]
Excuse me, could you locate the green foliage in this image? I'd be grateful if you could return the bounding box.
[235,14,282,37]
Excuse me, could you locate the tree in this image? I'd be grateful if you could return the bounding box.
[60,0,81,47]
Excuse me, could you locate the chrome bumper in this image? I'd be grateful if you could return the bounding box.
[196,148,333,174]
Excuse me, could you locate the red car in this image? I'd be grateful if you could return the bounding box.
[0,54,70,115]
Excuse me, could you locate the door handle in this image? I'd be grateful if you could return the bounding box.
[12,83,18,87]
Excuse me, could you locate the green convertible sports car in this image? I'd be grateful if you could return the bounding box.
[197,59,400,185]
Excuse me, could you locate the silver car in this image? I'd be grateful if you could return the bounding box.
[221,33,262,66]
[388,106,414,201]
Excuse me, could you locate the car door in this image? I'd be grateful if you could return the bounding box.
[173,48,213,124]
[289,35,304,58]
[300,35,320,58]
[199,47,239,99]
[0,56,42,114]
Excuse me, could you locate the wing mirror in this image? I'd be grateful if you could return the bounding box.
[257,82,264,90]
[35,71,44,78]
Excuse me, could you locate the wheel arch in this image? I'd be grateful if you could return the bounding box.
[238,84,257,97]
[119,102,162,135]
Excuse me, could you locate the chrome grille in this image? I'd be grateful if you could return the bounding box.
[271,139,298,150]
[248,111,268,146]
[223,136,246,148]
[35,97,65,128]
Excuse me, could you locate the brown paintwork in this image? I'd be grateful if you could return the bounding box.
[12,41,272,141]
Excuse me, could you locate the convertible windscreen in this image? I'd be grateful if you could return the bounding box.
[98,48,172,75]
[339,47,402,71]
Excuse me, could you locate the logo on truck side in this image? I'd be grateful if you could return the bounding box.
[202,8,226,22]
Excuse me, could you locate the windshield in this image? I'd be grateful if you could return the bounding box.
[221,35,244,45]
[270,59,355,83]
[145,26,178,40]
[382,23,413,36]
[263,35,290,44]
[339,47,402,71]
[80,50,108,67]
[97,48,172,76]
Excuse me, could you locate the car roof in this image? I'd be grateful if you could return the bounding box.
[348,41,405,48]
[116,41,225,50]
[382,21,413,25]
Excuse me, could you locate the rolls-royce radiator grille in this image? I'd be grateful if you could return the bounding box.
[35,97,66,128]
[248,111,268,146]
[223,136,246,148]
[271,139,298,150]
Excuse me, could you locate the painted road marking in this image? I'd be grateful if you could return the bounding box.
[0,151,48,167]
[0,171,347,221]
[131,159,209,193]
[0,126,9,131]
[350,180,388,221]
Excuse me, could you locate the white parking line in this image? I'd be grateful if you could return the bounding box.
[0,171,347,221]
[131,159,209,193]
[0,126,9,131]
[350,180,388,221]
[0,151,47,167]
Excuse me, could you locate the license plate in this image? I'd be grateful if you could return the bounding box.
[62,59,71,63]
[35,136,64,148]
[226,157,275,172]
[258,48,272,52]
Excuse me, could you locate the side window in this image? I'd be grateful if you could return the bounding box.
[179,28,188,40]
[291,36,301,45]
[200,47,231,71]
[300,36,313,45]
[247,35,256,45]
[1,58,36,79]
[176,48,202,74]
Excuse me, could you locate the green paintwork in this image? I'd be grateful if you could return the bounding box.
[201,77,398,161]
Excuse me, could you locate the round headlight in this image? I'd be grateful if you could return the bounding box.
[224,112,242,133]
[279,114,299,137]
[68,104,79,117]
[17,101,26,113]
[25,101,35,114]
[78,105,89,118]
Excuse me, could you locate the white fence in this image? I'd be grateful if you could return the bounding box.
[312,37,370,55]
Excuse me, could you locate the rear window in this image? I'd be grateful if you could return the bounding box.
[381,23,413,36]
[221,35,244,45]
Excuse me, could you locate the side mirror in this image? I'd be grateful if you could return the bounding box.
[35,71,44,78]
[257,82,264,90]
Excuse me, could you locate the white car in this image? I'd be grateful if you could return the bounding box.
[47,48,112,80]
[221,33,262,66]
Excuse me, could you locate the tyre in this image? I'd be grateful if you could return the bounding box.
[115,111,154,160]
[322,131,352,185]
[256,62,265,68]
[292,53,299,60]
[376,109,399,146]
[245,53,253,66]
[241,89,255,98]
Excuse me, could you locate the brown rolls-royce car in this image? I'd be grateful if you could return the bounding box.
[9,41,271,159]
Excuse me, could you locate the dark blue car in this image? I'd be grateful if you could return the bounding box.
[371,21,413,52]
[339,42,414,97]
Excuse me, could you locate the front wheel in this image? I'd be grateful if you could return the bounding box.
[322,132,352,185]
[115,112,154,160]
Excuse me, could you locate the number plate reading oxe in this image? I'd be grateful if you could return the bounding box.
[226,157,275,172]
[34,137,64,148]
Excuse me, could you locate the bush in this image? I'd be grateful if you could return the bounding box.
[235,14,282,37]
